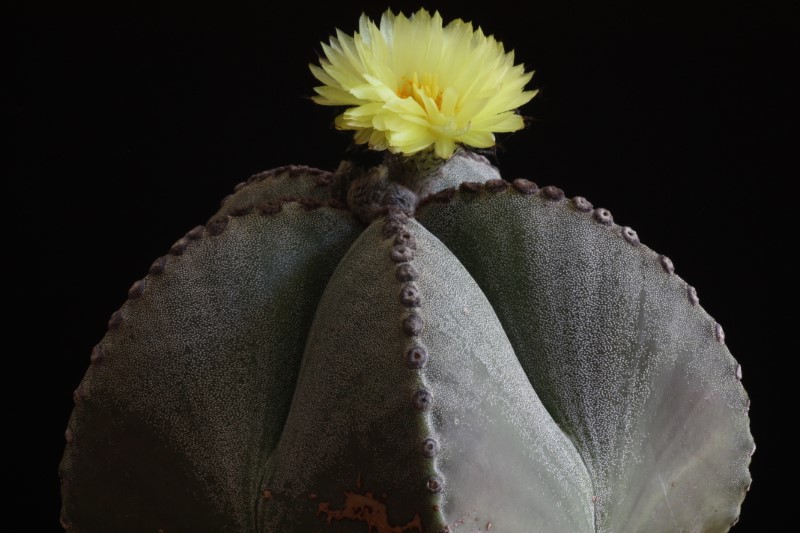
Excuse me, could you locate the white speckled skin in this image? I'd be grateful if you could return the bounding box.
[418,189,753,532]
[60,153,752,533]
[60,203,361,532]
[259,218,594,532]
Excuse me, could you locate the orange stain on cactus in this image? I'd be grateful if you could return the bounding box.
[318,491,423,532]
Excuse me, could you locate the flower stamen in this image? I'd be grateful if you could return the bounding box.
[398,73,444,111]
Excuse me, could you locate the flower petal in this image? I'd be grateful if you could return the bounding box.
[310,9,536,158]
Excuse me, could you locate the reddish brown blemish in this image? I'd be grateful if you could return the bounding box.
[262,489,273,500]
[318,492,423,532]
[309,493,318,500]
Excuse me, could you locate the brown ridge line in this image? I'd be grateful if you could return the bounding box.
[242,165,332,188]
[207,197,352,238]
[380,209,447,526]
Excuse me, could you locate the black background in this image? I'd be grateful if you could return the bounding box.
[8,0,794,530]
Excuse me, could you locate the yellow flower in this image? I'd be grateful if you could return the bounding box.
[310,9,538,159]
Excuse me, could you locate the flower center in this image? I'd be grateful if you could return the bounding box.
[397,73,443,110]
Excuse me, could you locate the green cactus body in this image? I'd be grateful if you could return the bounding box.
[59,151,752,532]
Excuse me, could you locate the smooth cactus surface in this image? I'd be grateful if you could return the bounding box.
[60,151,753,532]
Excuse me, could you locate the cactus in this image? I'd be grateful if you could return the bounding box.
[59,9,752,533]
